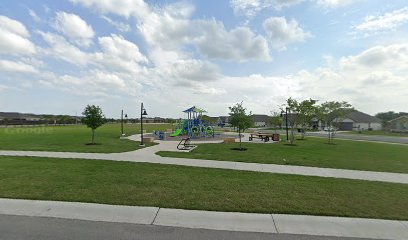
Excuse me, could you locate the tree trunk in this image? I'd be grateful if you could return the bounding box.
[290,127,295,144]
[92,129,95,144]
[239,128,242,149]
[328,129,331,143]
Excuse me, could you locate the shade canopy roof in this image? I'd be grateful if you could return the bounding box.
[183,106,207,113]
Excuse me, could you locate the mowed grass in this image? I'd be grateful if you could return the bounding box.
[344,130,408,137]
[0,156,407,220]
[157,137,408,173]
[0,123,172,153]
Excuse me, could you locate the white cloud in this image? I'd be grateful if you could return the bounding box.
[38,31,92,66]
[230,0,304,17]
[39,70,133,98]
[70,0,150,18]
[54,11,95,47]
[101,16,130,32]
[315,0,358,8]
[352,7,408,36]
[28,9,41,22]
[96,34,148,73]
[194,20,271,61]
[140,4,271,61]
[296,44,408,113]
[263,17,311,51]
[0,59,38,73]
[0,15,36,55]
[98,34,147,63]
[72,0,271,62]
[230,0,360,17]
[0,84,10,92]
[170,59,221,82]
[136,2,195,50]
[39,31,149,73]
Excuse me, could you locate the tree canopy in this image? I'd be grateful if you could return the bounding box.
[82,105,105,144]
[316,101,353,143]
[229,102,252,150]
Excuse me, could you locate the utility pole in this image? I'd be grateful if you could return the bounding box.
[121,110,124,136]
[285,107,289,142]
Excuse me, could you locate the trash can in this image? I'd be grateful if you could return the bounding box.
[272,134,280,141]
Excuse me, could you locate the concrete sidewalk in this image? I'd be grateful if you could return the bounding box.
[0,198,407,240]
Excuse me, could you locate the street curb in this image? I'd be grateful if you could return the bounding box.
[0,198,407,240]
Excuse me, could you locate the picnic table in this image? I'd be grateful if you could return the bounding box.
[249,132,275,142]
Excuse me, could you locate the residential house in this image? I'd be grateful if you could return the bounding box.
[388,116,408,132]
[251,114,270,127]
[217,116,229,126]
[337,111,382,131]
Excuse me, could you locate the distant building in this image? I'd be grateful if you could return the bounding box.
[0,112,21,122]
[251,114,269,127]
[337,111,382,131]
[0,112,43,125]
[136,117,174,123]
[388,116,408,132]
[217,116,229,126]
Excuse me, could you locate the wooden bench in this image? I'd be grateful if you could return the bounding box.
[223,137,236,143]
[142,137,155,143]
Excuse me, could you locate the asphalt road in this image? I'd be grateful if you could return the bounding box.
[306,131,408,144]
[262,129,408,144]
[0,214,366,240]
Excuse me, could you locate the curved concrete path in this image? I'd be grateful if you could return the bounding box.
[0,133,407,184]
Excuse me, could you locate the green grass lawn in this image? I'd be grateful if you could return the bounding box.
[0,123,172,153]
[157,137,408,173]
[344,130,408,137]
[0,156,407,220]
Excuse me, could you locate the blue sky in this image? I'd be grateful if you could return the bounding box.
[1,0,407,118]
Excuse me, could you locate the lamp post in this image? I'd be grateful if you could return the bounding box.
[140,103,148,147]
[121,110,124,136]
[281,107,289,142]
[121,110,128,137]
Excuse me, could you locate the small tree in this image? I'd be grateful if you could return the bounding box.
[296,99,318,140]
[316,101,353,144]
[281,98,300,145]
[229,102,252,150]
[269,111,283,133]
[81,105,105,144]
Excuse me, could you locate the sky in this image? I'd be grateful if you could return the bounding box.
[0,0,407,118]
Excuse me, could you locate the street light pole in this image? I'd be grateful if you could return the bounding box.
[121,110,124,136]
[140,103,144,146]
[285,107,289,142]
[140,103,148,147]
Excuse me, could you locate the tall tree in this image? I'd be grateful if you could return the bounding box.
[229,102,252,150]
[81,105,105,144]
[316,101,353,143]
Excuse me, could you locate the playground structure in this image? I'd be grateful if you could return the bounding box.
[170,106,214,139]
